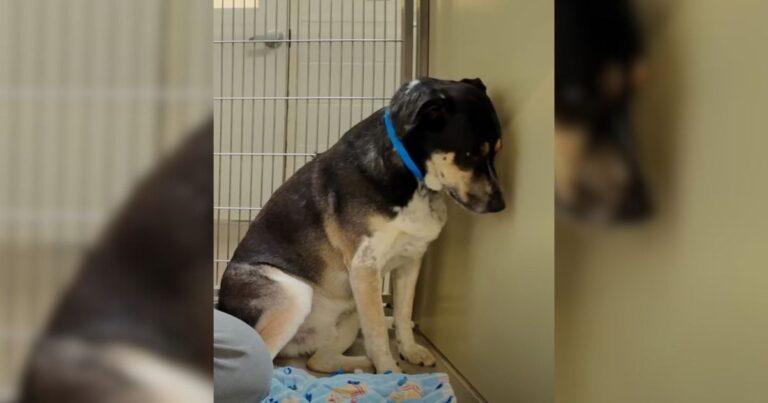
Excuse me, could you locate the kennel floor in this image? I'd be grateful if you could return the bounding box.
[274,329,484,402]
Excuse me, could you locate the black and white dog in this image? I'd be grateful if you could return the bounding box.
[218,77,505,374]
[556,0,652,222]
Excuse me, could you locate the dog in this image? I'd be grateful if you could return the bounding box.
[18,120,213,403]
[217,77,505,374]
[555,0,652,222]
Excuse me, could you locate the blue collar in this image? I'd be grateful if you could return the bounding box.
[383,108,424,181]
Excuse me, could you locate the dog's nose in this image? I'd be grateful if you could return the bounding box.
[618,195,651,221]
[485,192,506,213]
[616,179,652,222]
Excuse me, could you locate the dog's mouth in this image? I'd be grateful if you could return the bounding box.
[447,189,483,213]
[447,188,506,214]
[447,189,468,206]
[448,189,461,202]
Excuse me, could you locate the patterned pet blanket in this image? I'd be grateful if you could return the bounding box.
[262,367,456,403]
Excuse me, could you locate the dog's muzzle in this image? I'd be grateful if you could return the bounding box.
[451,187,506,214]
[485,190,506,213]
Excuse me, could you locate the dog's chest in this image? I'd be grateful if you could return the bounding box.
[359,190,447,270]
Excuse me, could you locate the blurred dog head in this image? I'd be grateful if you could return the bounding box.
[556,0,652,223]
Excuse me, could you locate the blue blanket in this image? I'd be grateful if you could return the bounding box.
[263,367,456,403]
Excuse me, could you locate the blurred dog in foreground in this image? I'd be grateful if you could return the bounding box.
[556,0,652,222]
[18,121,213,403]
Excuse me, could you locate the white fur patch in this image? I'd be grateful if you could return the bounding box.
[261,266,314,320]
[281,293,356,357]
[107,344,212,403]
[406,79,420,92]
[354,189,447,274]
[261,267,314,357]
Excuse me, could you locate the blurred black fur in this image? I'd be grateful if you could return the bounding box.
[556,0,652,222]
[556,0,643,93]
[18,119,213,402]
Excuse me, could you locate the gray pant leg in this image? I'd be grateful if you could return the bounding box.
[214,310,273,403]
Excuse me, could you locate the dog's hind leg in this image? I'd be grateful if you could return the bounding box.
[254,267,313,358]
[307,312,373,373]
[218,264,312,358]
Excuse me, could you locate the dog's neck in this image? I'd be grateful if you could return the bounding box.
[343,109,434,208]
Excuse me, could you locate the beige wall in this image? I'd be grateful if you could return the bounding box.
[556,1,768,402]
[415,1,554,402]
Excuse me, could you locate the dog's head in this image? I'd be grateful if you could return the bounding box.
[555,0,652,223]
[389,77,505,213]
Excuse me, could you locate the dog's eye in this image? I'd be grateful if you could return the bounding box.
[464,151,479,161]
[462,151,480,163]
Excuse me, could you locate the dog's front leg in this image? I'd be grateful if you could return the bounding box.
[349,262,400,374]
[393,257,436,367]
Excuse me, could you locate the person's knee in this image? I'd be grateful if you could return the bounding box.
[214,310,273,403]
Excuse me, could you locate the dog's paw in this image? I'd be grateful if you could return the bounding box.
[398,343,436,367]
[374,358,402,374]
[307,354,374,373]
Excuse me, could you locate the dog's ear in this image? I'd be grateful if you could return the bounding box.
[460,77,487,92]
[391,83,452,135]
[409,94,451,133]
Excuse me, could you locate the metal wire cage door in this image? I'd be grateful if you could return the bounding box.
[213,0,417,287]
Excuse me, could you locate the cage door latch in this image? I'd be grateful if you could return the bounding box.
[249,31,284,49]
